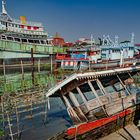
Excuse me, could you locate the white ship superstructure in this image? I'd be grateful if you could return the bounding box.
[0,0,48,41]
[0,0,66,65]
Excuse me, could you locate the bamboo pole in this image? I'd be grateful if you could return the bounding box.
[3,61,6,92]
[21,60,24,80]
[38,59,41,73]
[30,93,33,118]
[50,54,53,74]
[14,98,20,139]
[1,96,5,129]
[31,48,35,85]
[6,112,14,140]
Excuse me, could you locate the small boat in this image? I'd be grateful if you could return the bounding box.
[46,66,140,139]
[55,45,101,70]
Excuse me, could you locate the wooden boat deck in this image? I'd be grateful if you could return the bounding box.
[100,124,140,140]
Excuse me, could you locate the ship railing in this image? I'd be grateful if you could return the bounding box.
[0,26,6,31]
[7,27,48,36]
[12,18,43,27]
[0,39,66,54]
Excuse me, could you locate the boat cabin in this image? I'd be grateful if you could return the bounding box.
[101,43,134,61]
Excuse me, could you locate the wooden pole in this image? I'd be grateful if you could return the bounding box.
[50,54,53,74]
[1,96,5,128]
[44,93,47,123]
[30,93,33,118]
[14,99,20,139]
[3,61,6,92]
[7,113,14,140]
[21,60,24,80]
[38,59,41,73]
[31,48,35,85]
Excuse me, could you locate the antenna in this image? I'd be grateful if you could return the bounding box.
[103,35,106,45]
[115,35,119,45]
[131,32,135,45]
[90,34,93,46]
[2,0,7,14]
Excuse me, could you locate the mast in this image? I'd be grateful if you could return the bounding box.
[120,48,123,67]
[131,32,135,45]
[91,34,93,46]
[2,0,7,15]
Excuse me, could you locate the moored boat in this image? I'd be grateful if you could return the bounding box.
[55,34,140,71]
[46,66,140,139]
[0,0,66,66]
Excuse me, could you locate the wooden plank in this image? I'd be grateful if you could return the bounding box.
[100,124,140,140]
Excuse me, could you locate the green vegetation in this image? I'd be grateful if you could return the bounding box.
[0,72,57,95]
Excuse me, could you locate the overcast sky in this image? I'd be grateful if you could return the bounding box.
[3,0,140,43]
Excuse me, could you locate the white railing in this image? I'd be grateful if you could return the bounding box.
[7,27,48,36]
[12,18,43,27]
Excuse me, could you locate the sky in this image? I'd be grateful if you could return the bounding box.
[3,0,140,43]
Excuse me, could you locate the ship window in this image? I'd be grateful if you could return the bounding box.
[46,40,49,44]
[2,36,6,39]
[28,40,34,43]
[91,81,104,96]
[15,24,18,28]
[72,89,84,105]
[34,40,40,44]
[79,83,96,101]
[1,21,6,25]
[65,94,75,107]
[15,38,21,42]
[22,39,27,43]
[105,86,115,94]
[40,40,45,44]
[7,37,13,41]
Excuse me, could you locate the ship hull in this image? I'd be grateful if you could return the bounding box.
[49,104,140,140]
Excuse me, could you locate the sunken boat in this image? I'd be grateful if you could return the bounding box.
[46,66,140,139]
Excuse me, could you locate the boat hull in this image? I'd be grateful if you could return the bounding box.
[49,104,140,140]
